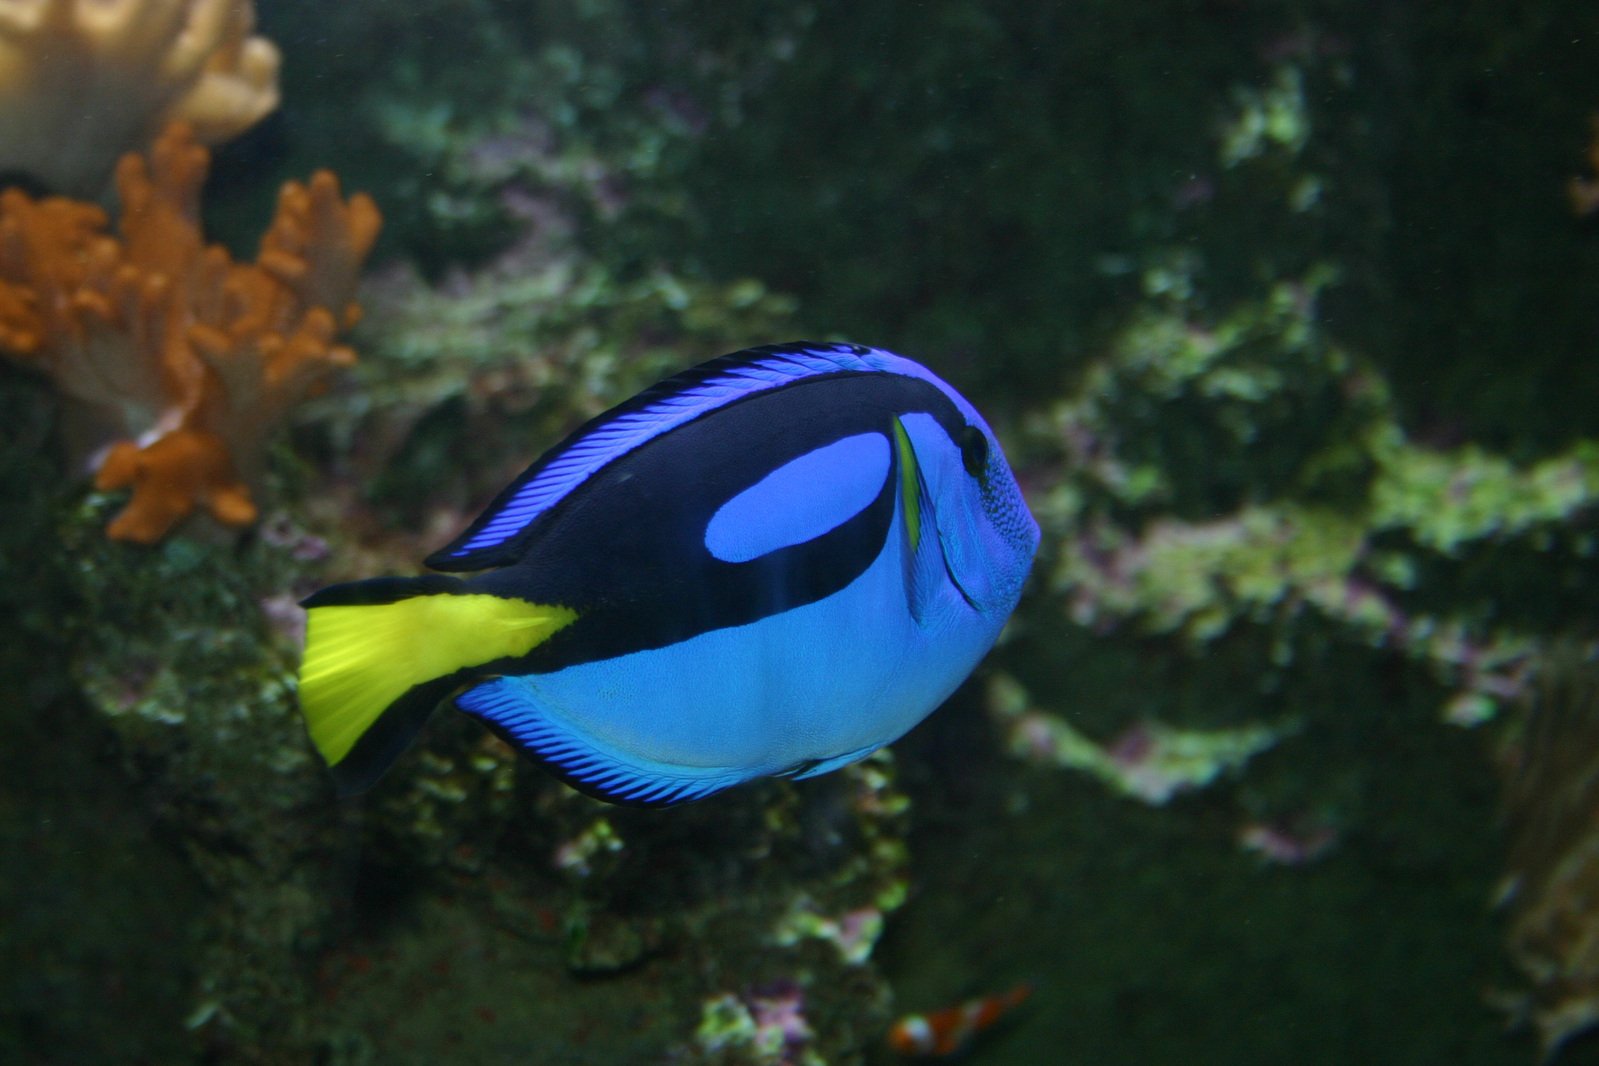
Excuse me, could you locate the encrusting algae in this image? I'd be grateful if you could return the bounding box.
[0,121,380,542]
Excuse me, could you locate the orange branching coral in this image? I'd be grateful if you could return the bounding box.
[96,428,257,542]
[0,0,280,194]
[0,122,381,543]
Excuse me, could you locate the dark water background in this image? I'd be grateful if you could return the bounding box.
[4,2,1599,1063]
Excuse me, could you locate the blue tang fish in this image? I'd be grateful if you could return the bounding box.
[297,342,1039,805]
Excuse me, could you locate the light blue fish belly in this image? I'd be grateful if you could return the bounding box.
[457,506,1003,804]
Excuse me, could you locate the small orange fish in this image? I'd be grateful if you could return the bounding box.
[887,983,1032,1057]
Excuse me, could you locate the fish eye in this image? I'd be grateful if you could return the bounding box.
[959,425,988,477]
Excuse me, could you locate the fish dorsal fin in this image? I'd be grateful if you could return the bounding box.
[426,341,956,571]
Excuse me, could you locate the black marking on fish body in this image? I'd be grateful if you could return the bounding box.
[425,341,965,572]
[299,574,465,610]
[463,370,967,672]
[424,343,857,571]
[330,673,471,795]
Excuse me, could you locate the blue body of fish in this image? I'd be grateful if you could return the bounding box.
[297,342,1039,805]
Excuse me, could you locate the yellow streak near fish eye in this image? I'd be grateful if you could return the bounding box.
[894,418,921,550]
[298,594,577,766]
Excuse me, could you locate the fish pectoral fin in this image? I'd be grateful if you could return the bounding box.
[894,417,947,624]
[456,678,755,807]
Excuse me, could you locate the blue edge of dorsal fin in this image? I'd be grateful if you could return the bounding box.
[456,678,757,807]
[424,341,890,572]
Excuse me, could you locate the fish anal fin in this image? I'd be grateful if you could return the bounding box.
[785,743,883,781]
[457,678,753,807]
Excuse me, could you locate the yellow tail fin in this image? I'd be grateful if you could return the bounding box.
[297,583,576,787]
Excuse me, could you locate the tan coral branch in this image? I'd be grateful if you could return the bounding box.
[0,0,279,193]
